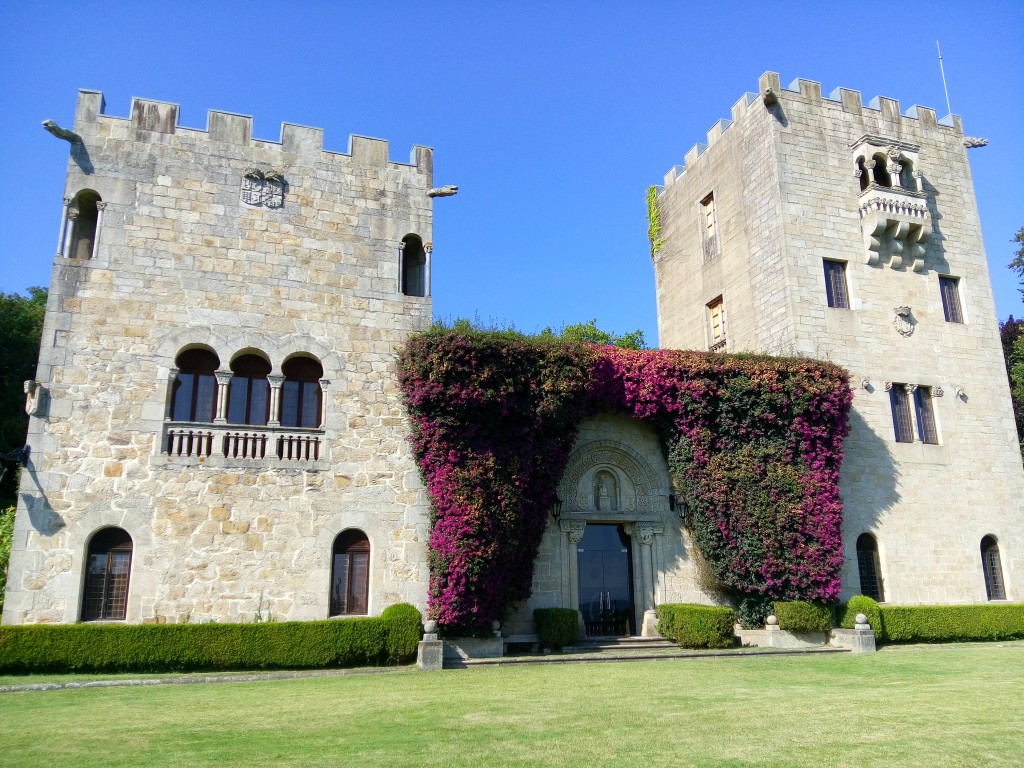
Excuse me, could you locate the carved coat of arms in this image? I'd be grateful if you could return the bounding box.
[893,306,915,337]
[241,168,285,208]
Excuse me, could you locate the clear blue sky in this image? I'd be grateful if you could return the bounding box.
[2,1,1022,346]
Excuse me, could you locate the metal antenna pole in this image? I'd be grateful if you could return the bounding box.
[937,40,953,116]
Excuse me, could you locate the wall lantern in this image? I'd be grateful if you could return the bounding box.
[550,494,563,520]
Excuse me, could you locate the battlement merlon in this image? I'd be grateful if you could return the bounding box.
[661,71,964,190]
[71,89,433,176]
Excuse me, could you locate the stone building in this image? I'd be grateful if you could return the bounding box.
[4,73,1020,632]
[4,90,436,624]
[651,72,1022,606]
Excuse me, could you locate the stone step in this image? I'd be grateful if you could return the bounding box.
[444,645,849,669]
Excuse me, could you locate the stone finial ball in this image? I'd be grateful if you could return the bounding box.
[424,620,438,634]
[491,619,502,631]
[855,613,868,625]
[766,615,778,626]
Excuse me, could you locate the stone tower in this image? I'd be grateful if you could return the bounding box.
[4,91,435,624]
[653,72,1022,604]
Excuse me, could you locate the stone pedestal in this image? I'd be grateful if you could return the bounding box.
[830,627,876,653]
[416,639,444,670]
[641,609,659,637]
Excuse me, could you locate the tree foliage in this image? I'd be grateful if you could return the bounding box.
[540,318,646,350]
[0,287,47,508]
[1011,226,1024,301]
[1001,317,1024,458]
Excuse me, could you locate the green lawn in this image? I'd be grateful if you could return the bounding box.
[1,644,1021,767]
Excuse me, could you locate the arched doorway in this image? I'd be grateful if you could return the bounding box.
[577,524,635,637]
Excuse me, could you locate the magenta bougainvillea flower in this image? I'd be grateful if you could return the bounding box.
[398,327,852,633]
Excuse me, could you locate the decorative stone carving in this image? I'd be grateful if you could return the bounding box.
[42,119,82,144]
[762,87,778,107]
[636,521,659,546]
[427,185,458,198]
[560,518,586,544]
[963,137,988,149]
[893,306,915,337]
[241,167,285,208]
[932,387,944,398]
[23,380,42,416]
[558,439,663,517]
[593,469,618,512]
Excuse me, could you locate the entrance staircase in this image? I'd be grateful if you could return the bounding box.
[443,635,847,669]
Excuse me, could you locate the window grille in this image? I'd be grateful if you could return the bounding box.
[940,276,963,323]
[889,384,913,443]
[823,260,849,309]
[81,528,133,621]
[915,386,938,444]
[981,537,1006,600]
[855,533,884,602]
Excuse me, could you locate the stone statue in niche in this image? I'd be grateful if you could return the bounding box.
[593,470,618,512]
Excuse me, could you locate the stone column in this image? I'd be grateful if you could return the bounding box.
[94,201,107,257]
[214,370,233,423]
[267,374,284,427]
[318,379,331,428]
[64,210,79,258]
[424,242,433,298]
[636,521,661,637]
[56,197,71,257]
[560,519,586,634]
[164,368,179,420]
[397,242,404,294]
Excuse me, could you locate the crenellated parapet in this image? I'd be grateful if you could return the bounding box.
[71,89,433,175]
[661,71,963,189]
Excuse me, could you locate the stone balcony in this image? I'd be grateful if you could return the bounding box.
[158,421,328,470]
[858,184,931,271]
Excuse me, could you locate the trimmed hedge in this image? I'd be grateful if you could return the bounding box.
[534,608,580,649]
[773,601,832,634]
[876,604,1024,643]
[836,598,1024,643]
[657,604,735,649]
[837,595,882,634]
[0,604,422,674]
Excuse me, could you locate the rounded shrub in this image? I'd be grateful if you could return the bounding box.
[839,595,882,635]
[380,602,423,662]
[657,604,735,649]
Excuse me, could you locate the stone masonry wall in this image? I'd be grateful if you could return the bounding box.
[655,72,1024,604]
[3,91,435,624]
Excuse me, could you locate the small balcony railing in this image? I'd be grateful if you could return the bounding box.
[708,338,727,353]
[164,422,323,463]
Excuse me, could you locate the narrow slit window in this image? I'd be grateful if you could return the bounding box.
[855,533,884,602]
[707,297,726,351]
[981,536,1005,600]
[701,193,718,262]
[915,386,938,444]
[823,260,849,309]
[889,384,913,443]
[939,276,963,323]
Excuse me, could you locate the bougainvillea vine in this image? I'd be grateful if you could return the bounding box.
[398,325,852,634]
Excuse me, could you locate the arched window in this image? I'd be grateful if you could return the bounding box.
[401,235,426,297]
[899,159,917,192]
[856,533,884,602]
[227,353,271,426]
[856,157,869,192]
[82,528,133,621]
[981,536,1006,600]
[70,190,101,259]
[170,348,220,422]
[331,530,370,616]
[281,356,324,428]
[871,153,891,187]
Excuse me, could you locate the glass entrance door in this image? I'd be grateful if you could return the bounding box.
[577,524,634,637]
